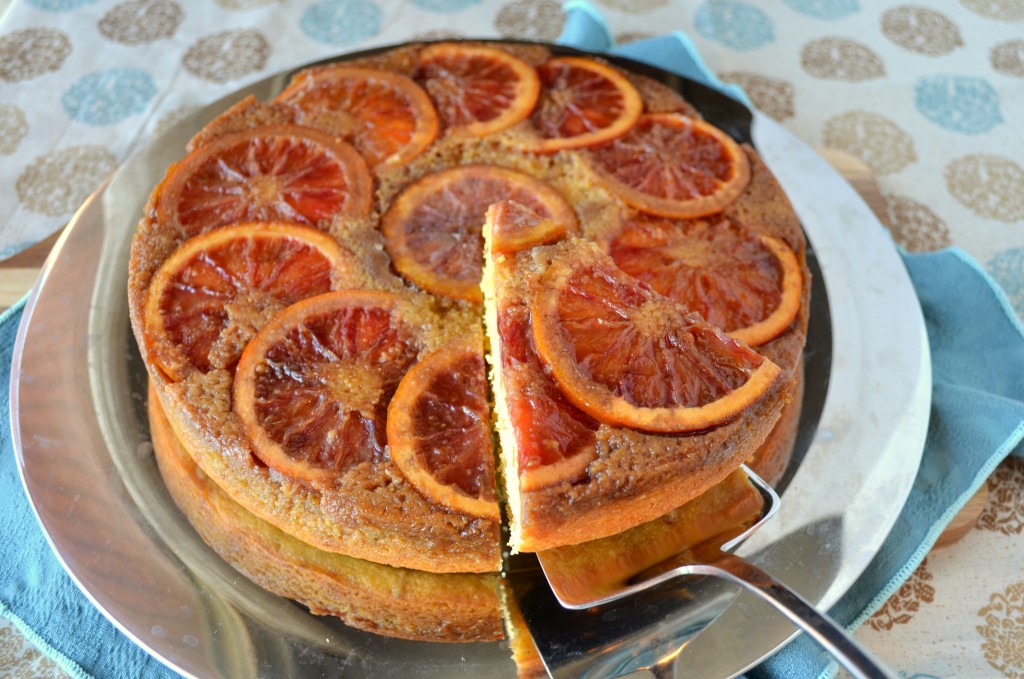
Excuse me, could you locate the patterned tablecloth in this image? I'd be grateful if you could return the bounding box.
[1,0,1022,677]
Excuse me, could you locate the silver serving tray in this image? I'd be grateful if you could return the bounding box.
[10,43,930,678]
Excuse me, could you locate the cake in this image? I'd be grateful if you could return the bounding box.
[127,40,810,642]
[148,383,504,642]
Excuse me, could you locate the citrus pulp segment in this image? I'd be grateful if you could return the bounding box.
[387,345,500,522]
[415,43,541,137]
[233,290,423,489]
[521,55,643,154]
[143,223,350,381]
[275,65,439,170]
[605,215,803,346]
[587,113,751,219]
[381,164,577,302]
[155,125,372,238]
[531,241,783,433]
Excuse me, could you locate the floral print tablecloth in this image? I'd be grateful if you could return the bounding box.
[1,0,1022,677]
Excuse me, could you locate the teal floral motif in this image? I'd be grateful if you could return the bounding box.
[410,0,480,13]
[61,68,156,125]
[987,248,1024,320]
[25,0,95,10]
[783,0,859,20]
[915,75,1001,135]
[694,0,774,51]
[300,0,382,46]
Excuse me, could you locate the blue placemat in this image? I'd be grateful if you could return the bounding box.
[0,297,175,679]
[4,3,1024,677]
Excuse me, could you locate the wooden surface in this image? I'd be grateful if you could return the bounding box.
[0,229,62,309]
[0,150,988,541]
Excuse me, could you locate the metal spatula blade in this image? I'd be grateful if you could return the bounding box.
[506,465,894,679]
[537,465,778,611]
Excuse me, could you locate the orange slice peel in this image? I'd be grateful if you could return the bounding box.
[729,236,802,346]
[416,43,540,138]
[156,124,372,238]
[521,56,643,154]
[588,113,751,219]
[531,243,782,433]
[276,65,439,170]
[605,216,803,346]
[387,344,500,522]
[382,165,577,302]
[233,290,422,488]
[144,222,350,381]
[486,200,570,254]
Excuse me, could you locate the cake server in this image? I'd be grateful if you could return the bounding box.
[505,465,893,679]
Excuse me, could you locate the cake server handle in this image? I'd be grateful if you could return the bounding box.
[684,553,894,679]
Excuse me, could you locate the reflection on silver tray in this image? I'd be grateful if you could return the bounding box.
[11,42,930,678]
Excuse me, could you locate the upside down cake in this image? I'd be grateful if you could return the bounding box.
[128,40,810,642]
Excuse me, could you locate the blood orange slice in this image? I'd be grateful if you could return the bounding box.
[156,124,372,238]
[520,56,642,154]
[482,202,597,492]
[233,291,423,488]
[381,165,577,302]
[387,345,499,521]
[144,223,351,381]
[486,200,569,254]
[587,113,751,219]
[495,305,599,491]
[415,43,540,137]
[605,215,802,346]
[276,65,439,170]
[531,241,782,433]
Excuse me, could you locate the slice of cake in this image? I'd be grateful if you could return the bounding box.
[482,201,791,553]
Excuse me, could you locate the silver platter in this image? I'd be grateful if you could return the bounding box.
[10,44,930,678]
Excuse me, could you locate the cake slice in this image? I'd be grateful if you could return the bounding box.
[482,201,791,553]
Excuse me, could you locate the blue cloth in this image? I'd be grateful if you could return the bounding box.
[553,3,1024,678]
[3,5,1024,678]
[0,298,176,679]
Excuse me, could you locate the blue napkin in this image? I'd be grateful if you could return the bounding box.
[0,299,176,679]
[554,2,1024,678]
[3,4,1024,678]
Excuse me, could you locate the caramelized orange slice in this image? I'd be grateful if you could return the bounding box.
[144,223,351,381]
[486,200,569,254]
[156,124,372,238]
[415,43,540,137]
[381,165,577,302]
[521,56,642,154]
[233,291,423,488]
[531,242,782,433]
[387,345,499,521]
[483,203,597,491]
[276,65,439,170]
[588,113,751,219]
[495,303,598,491]
[605,216,802,345]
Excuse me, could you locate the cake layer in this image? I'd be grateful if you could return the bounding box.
[149,383,504,642]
